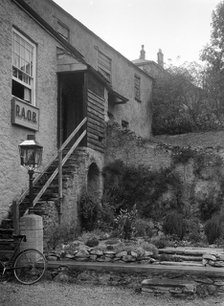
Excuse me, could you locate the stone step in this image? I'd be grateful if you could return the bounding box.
[159,248,204,256]
[0,228,14,239]
[159,254,202,262]
[141,278,197,297]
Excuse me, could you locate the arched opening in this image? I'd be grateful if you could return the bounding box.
[87,163,100,200]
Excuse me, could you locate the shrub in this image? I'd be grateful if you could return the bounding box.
[85,236,99,247]
[47,222,77,250]
[138,241,158,258]
[79,192,99,231]
[163,211,187,240]
[204,215,223,244]
[97,200,115,230]
[199,197,221,221]
[103,161,182,221]
[150,236,169,249]
[186,218,201,242]
[133,219,153,238]
[114,205,138,240]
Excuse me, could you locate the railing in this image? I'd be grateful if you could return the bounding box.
[17,117,87,211]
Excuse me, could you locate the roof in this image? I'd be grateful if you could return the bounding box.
[27,0,154,81]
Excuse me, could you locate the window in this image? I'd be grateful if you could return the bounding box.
[12,29,36,104]
[98,50,112,83]
[57,21,70,41]
[134,74,141,102]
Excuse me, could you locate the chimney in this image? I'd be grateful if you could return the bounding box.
[139,45,145,60]
[157,49,164,68]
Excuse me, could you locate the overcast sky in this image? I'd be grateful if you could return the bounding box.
[53,0,221,66]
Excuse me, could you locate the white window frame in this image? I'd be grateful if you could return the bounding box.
[12,28,36,105]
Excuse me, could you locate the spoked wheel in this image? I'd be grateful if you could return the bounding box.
[13,249,46,285]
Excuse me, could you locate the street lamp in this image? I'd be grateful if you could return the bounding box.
[19,135,43,209]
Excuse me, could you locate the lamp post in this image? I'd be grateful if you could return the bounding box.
[19,135,43,209]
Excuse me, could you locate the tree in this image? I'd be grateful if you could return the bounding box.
[152,63,208,135]
[201,1,224,124]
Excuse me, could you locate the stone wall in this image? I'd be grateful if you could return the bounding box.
[34,147,104,249]
[105,122,224,227]
[105,121,172,170]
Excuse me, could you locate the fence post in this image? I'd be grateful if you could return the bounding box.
[12,200,19,234]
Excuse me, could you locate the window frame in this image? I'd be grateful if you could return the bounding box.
[12,28,36,106]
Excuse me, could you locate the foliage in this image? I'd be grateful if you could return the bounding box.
[114,205,138,240]
[172,146,196,165]
[150,236,169,249]
[151,63,211,135]
[133,218,153,238]
[47,222,77,250]
[162,211,187,240]
[204,214,224,244]
[185,218,201,243]
[200,2,224,129]
[103,161,183,221]
[85,236,99,247]
[78,192,99,231]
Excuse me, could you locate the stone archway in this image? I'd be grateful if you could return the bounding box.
[87,162,101,200]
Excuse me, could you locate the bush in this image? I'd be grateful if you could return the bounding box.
[133,219,153,238]
[103,161,182,221]
[163,211,187,240]
[150,236,169,249]
[186,218,201,242]
[47,222,77,250]
[204,215,224,244]
[199,197,221,221]
[114,205,138,240]
[79,192,99,231]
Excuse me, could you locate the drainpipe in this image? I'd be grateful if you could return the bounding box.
[58,74,63,224]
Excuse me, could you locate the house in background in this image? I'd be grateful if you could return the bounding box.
[0,0,153,239]
[133,45,166,79]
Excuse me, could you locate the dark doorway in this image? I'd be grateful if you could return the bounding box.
[58,72,85,146]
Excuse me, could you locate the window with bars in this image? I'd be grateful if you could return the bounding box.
[98,50,112,83]
[12,29,36,104]
[134,74,141,102]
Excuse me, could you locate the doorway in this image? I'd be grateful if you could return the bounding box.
[58,72,86,146]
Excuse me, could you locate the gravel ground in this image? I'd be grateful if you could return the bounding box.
[0,281,224,306]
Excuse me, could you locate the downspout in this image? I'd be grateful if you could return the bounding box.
[58,74,63,223]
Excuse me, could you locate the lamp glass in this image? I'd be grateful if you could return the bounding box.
[19,136,43,170]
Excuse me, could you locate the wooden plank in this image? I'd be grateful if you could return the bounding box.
[87,130,104,140]
[12,200,19,235]
[88,97,104,112]
[88,143,105,153]
[87,123,105,135]
[88,116,105,128]
[88,103,104,116]
[87,109,104,121]
[87,136,104,149]
[87,104,104,117]
[88,89,105,103]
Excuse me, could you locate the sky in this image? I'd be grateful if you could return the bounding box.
[53,0,221,67]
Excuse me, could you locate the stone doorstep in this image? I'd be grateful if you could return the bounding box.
[47,260,224,277]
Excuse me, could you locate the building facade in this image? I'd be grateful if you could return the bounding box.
[0,0,153,230]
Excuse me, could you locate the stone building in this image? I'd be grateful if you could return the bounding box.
[0,0,153,233]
